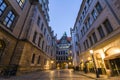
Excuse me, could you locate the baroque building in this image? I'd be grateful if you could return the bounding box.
[0,0,56,75]
[56,33,72,69]
[72,0,120,76]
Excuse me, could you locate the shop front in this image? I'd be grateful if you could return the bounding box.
[104,47,120,76]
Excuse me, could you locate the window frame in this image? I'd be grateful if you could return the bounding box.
[0,0,7,16]
[103,19,113,34]
[3,11,16,29]
[16,0,26,9]
[98,26,105,38]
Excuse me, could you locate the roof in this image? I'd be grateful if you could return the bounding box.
[56,37,71,44]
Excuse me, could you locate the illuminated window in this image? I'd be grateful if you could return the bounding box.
[3,11,15,28]
[16,0,26,8]
[0,0,7,16]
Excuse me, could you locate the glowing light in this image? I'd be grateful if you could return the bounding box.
[89,50,93,54]
[114,49,120,54]
[69,62,72,65]
[51,60,54,64]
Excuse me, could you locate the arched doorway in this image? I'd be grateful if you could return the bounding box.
[104,47,120,76]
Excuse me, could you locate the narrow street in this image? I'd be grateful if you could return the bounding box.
[0,69,94,80]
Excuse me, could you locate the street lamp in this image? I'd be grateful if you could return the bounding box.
[89,50,100,78]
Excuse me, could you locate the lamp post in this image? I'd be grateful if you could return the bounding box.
[89,50,100,78]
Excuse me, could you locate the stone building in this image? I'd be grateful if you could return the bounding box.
[56,33,72,69]
[70,28,80,68]
[0,0,56,75]
[73,0,120,76]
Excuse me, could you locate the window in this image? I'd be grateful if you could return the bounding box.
[32,31,37,43]
[92,10,98,20]
[98,26,105,38]
[44,28,46,35]
[83,42,86,50]
[86,39,89,48]
[37,16,41,26]
[42,40,44,50]
[87,0,92,5]
[103,19,113,34]
[82,11,85,18]
[0,0,7,16]
[44,59,46,65]
[85,22,89,31]
[84,6,87,13]
[83,27,85,35]
[41,23,44,31]
[96,2,102,13]
[31,54,35,64]
[88,17,91,27]
[16,0,26,8]
[37,56,41,64]
[38,37,41,47]
[89,36,93,46]
[3,11,15,28]
[92,32,97,43]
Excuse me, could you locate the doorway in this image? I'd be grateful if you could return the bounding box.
[109,58,120,76]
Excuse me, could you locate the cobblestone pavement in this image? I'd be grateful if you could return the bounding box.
[0,69,94,80]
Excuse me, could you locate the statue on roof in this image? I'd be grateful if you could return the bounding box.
[63,32,67,36]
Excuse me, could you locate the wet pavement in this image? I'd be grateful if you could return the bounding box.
[0,69,94,80]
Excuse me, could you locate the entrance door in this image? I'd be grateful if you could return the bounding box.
[110,58,120,76]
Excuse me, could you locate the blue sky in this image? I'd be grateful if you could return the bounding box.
[49,0,82,39]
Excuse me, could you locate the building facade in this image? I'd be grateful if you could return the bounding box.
[0,0,56,75]
[73,0,120,76]
[70,28,80,68]
[56,33,72,69]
